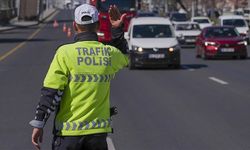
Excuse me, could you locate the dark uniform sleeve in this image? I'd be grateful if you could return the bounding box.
[109,24,128,54]
[29,88,63,128]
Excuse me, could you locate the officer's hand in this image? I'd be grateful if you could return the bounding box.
[108,5,126,28]
[32,128,43,150]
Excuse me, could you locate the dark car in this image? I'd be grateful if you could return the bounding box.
[136,11,157,17]
[196,26,248,59]
[169,12,188,22]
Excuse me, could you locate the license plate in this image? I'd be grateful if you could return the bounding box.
[221,48,234,52]
[185,39,196,42]
[148,54,165,59]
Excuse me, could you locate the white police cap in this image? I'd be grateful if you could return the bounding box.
[74,4,99,25]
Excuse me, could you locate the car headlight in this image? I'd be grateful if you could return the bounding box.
[168,45,180,52]
[132,46,143,52]
[237,41,247,46]
[205,41,216,46]
[97,32,105,37]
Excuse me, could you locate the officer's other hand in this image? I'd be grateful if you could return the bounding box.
[32,128,43,150]
[108,5,126,28]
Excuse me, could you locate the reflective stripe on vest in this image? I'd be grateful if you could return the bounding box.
[69,74,114,83]
[55,119,111,131]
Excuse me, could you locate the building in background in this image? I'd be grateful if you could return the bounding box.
[0,0,55,23]
[18,0,40,20]
[0,0,16,24]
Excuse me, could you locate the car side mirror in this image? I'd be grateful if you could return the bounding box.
[124,32,130,40]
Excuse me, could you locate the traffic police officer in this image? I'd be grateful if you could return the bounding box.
[30,4,128,150]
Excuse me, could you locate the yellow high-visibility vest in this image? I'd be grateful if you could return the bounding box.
[43,41,128,136]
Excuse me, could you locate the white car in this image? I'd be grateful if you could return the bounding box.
[218,15,249,40]
[125,17,181,69]
[243,8,250,26]
[191,16,213,29]
[173,22,201,46]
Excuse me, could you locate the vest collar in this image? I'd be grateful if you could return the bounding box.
[74,32,98,42]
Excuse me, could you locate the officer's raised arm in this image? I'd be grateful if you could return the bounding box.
[108,5,128,54]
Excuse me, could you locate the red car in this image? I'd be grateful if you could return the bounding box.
[196,26,248,59]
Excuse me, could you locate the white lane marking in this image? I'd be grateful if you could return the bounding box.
[209,77,229,85]
[107,136,116,150]
[188,68,195,71]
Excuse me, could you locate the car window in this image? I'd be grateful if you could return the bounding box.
[136,12,156,17]
[204,27,239,38]
[171,13,188,21]
[193,19,210,23]
[176,24,200,30]
[223,19,246,27]
[133,25,173,38]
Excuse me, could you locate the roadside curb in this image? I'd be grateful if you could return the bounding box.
[0,26,15,32]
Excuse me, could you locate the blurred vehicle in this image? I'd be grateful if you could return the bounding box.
[64,0,80,9]
[218,15,249,42]
[90,0,136,43]
[64,0,72,9]
[73,1,81,8]
[243,8,250,16]
[169,12,188,23]
[191,16,213,29]
[234,8,244,16]
[173,22,201,47]
[243,8,250,26]
[125,17,181,69]
[196,26,248,59]
[136,11,157,17]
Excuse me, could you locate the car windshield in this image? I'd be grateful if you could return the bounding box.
[97,0,135,12]
[223,19,246,27]
[204,27,239,38]
[176,24,200,30]
[171,13,188,21]
[137,12,156,17]
[193,19,209,23]
[133,25,173,38]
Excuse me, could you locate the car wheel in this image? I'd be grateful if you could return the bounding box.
[196,54,201,58]
[129,55,136,70]
[174,64,181,69]
[195,46,201,58]
[240,55,247,59]
[202,51,208,60]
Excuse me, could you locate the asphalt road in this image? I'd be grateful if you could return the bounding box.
[1,10,250,150]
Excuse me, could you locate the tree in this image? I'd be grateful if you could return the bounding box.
[176,0,188,12]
